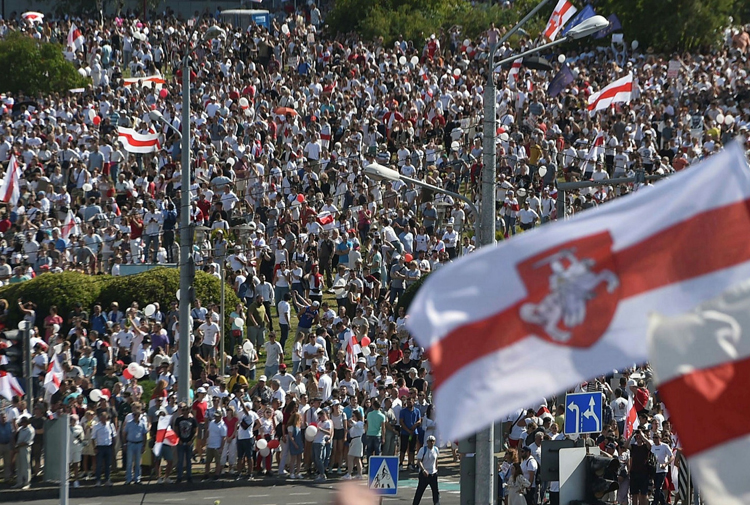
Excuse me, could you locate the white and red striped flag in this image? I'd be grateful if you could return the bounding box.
[153,414,179,457]
[588,73,633,112]
[61,209,80,239]
[406,140,750,440]
[118,127,161,154]
[543,0,577,40]
[21,11,44,24]
[0,154,22,207]
[67,23,85,52]
[345,333,361,371]
[623,393,639,438]
[317,211,335,230]
[648,278,750,505]
[508,58,522,85]
[0,370,24,400]
[44,353,64,394]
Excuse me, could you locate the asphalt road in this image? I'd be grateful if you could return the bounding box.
[15,477,462,505]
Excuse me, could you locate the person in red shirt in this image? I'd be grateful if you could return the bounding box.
[222,406,240,473]
[630,379,650,412]
[192,388,208,461]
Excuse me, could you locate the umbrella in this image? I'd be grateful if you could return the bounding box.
[274,107,298,117]
[132,31,148,42]
[522,56,554,72]
[22,11,44,23]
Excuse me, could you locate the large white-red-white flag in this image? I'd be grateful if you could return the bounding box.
[0,154,23,207]
[648,278,750,505]
[61,209,80,239]
[406,140,750,440]
[543,0,577,40]
[345,333,361,371]
[153,414,179,457]
[624,394,639,438]
[67,23,85,52]
[44,353,64,394]
[0,370,24,400]
[117,127,161,154]
[588,73,633,112]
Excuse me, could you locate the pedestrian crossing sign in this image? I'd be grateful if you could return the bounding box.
[368,456,399,495]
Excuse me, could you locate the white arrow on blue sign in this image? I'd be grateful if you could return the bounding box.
[564,392,603,435]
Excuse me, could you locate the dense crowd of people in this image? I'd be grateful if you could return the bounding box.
[0,2,747,503]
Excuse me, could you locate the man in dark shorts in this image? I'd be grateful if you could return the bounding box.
[629,428,652,505]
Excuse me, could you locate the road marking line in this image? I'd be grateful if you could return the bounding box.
[202,497,223,500]
[288,502,317,505]
[164,499,186,502]
[289,492,311,495]
[247,495,270,498]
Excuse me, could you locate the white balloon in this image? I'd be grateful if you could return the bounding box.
[517,188,527,198]
[362,347,371,356]
[176,290,180,300]
[17,321,29,330]
[453,68,461,77]
[410,56,419,66]
[259,447,271,457]
[239,97,249,109]
[631,40,639,50]
[244,108,252,117]
[144,304,156,317]
[558,54,566,63]
[87,109,96,121]
[716,114,725,125]
[463,39,471,47]
[281,24,289,35]
[725,114,735,125]
[127,362,140,375]
[234,317,244,327]
[399,56,407,66]
[82,183,93,192]
[90,389,102,402]
[538,166,548,178]
[305,426,318,441]
[256,438,268,450]
[134,365,146,379]
[242,340,253,354]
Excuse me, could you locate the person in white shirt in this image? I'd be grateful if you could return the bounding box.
[413,436,440,505]
[651,432,674,505]
[518,201,539,230]
[205,411,227,479]
[520,445,539,504]
[236,402,260,479]
[610,388,629,434]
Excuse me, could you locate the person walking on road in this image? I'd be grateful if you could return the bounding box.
[412,435,440,505]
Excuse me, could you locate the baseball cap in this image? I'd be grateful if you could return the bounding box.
[357,357,367,363]
[279,363,287,370]
[259,375,267,382]
[331,400,340,406]
[427,435,436,442]
[312,301,320,308]
[197,387,207,394]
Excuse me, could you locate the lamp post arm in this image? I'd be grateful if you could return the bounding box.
[398,175,480,223]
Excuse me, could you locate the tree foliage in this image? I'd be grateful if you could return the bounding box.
[0,32,89,96]
[596,0,737,52]
[327,0,545,46]
[0,267,240,333]
[395,273,430,316]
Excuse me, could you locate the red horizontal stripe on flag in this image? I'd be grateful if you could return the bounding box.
[659,354,750,457]
[588,82,633,110]
[427,198,750,389]
[119,132,159,147]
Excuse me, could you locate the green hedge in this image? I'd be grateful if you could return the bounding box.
[0,267,241,333]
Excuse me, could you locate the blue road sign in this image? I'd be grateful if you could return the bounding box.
[564,392,603,435]
[369,456,399,495]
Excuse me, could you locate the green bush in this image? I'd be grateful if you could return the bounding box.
[328,0,544,46]
[396,273,430,315]
[0,31,88,95]
[0,267,241,334]
[596,0,738,52]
